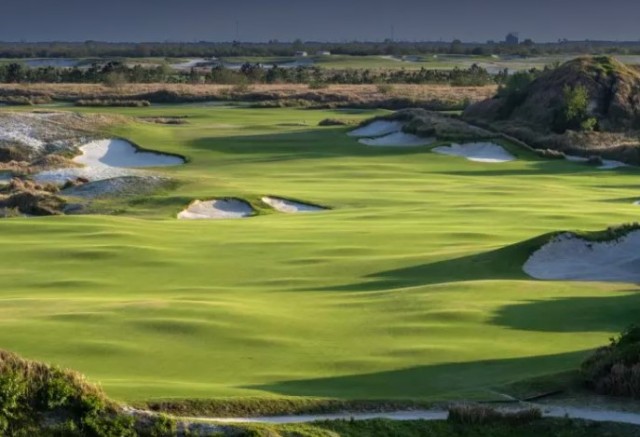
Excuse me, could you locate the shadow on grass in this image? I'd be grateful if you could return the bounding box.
[185,128,441,163]
[491,290,640,333]
[433,161,639,177]
[244,351,589,399]
[311,233,552,292]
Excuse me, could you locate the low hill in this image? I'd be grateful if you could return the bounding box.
[463,56,640,163]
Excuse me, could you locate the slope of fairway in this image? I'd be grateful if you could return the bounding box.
[0,105,640,403]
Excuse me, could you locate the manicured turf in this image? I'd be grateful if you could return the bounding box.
[1,105,639,403]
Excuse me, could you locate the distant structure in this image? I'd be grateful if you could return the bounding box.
[505,32,519,45]
[295,51,308,57]
[316,51,331,56]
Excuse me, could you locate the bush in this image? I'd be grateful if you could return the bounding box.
[496,70,539,117]
[582,324,640,398]
[553,85,597,133]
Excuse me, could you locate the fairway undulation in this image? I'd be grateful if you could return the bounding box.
[1,105,639,403]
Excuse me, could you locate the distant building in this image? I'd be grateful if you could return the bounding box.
[295,51,308,57]
[316,51,331,56]
[505,32,519,45]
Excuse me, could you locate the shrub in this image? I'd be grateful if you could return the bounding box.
[146,414,178,437]
[553,85,598,133]
[582,324,640,398]
[496,70,539,117]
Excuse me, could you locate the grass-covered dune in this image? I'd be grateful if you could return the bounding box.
[1,104,640,408]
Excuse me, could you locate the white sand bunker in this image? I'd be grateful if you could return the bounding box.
[565,155,627,170]
[432,142,516,163]
[178,199,254,220]
[523,231,640,282]
[261,196,326,213]
[359,132,435,147]
[348,120,404,138]
[36,139,184,183]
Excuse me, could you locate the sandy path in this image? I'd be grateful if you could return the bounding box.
[131,404,640,426]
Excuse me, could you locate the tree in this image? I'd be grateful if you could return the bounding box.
[449,39,463,54]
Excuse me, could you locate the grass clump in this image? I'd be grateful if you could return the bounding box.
[447,404,542,425]
[318,118,359,127]
[144,398,433,418]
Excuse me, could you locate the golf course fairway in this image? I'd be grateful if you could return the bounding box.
[1,104,639,404]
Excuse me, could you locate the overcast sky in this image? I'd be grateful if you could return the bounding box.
[2,0,638,43]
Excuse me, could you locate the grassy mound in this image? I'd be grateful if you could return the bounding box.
[582,325,640,398]
[0,349,127,435]
[0,349,178,436]
[464,56,640,163]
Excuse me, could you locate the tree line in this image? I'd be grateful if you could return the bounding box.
[0,62,505,86]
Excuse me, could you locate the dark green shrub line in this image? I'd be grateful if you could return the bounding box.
[75,99,151,107]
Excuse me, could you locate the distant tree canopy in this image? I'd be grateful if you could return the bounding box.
[0,40,639,59]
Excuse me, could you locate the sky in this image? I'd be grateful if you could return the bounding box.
[2,0,639,43]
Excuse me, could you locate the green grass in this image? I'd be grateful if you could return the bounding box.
[1,104,640,406]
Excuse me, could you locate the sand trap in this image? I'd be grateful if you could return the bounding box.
[261,196,326,213]
[523,231,640,282]
[348,120,404,138]
[178,199,254,220]
[565,155,628,170]
[36,139,183,183]
[359,132,435,147]
[432,142,516,163]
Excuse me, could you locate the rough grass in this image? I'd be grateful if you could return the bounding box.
[0,83,497,108]
[0,105,639,406]
[143,398,436,418]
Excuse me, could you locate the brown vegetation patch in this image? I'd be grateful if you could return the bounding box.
[0,83,496,109]
[378,108,495,141]
[0,178,66,216]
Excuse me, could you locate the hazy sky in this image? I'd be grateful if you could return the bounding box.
[3,0,639,43]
